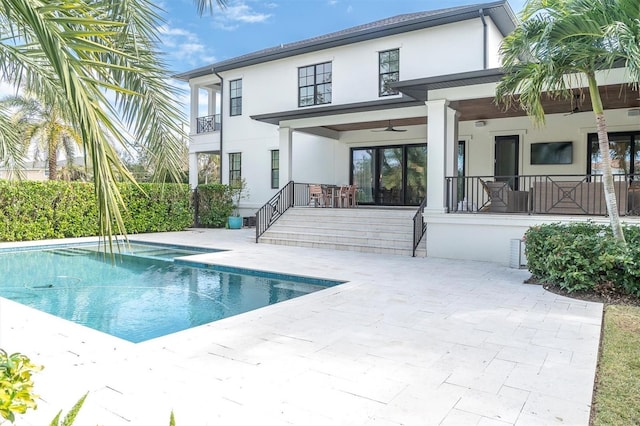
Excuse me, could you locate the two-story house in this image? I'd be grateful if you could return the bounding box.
[176,0,640,265]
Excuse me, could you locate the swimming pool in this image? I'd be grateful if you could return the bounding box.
[0,241,343,343]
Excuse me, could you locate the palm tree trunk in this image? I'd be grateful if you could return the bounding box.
[588,73,625,243]
[48,147,57,181]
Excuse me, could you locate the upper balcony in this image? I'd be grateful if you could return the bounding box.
[196,114,221,134]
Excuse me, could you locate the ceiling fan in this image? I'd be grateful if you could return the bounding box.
[372,120,407,132]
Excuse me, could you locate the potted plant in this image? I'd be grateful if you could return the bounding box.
[227,178,247,229]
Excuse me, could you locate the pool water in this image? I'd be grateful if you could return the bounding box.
[0,242,341,343]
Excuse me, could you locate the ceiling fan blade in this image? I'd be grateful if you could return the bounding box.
[372,121,407,132]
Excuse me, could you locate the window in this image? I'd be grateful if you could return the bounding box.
[230,79,242,116]
[271,150,279,189]
[379,49,399,96]
[229,153,241,185]
[298,62,332,107]
[588,131,640,175]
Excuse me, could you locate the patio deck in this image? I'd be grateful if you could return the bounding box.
[0,229,601,425]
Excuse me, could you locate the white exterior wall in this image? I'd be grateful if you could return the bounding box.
[427,214,640,266]
[485,17,504,69]
[215,17,490,210]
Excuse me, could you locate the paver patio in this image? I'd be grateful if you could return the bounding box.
[0,229,602,425]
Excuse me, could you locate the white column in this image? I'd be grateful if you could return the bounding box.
[445,110,460,179]
[208,88,216,116]
[189,84,199,135]
[279,127,293,184]
[445,109,460,208]
[426,99,456,214]
[188,152,198,189]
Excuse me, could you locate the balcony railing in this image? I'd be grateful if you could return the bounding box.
[446,174,640,216]
[196,114,221,134]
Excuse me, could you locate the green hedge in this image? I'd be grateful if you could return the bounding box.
[0,181,193,242]
[525,223,640,296]
[195,184,233,228]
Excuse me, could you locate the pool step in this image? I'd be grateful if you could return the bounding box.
[49,247,96,257]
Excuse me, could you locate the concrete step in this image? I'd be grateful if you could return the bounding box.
[271,221,413,235]
[257,207,426,257]
[260,230,413,249]
[259,236,417,256]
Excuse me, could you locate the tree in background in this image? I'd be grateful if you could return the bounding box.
[3,96,82,181]
[496,0,640,243]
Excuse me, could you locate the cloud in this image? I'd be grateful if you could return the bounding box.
[0,81,19,99]
[212,1,272,30]
[327,0,338,5]
[158,25,217,68]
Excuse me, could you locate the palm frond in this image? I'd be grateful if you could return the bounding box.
[194,0,228,16]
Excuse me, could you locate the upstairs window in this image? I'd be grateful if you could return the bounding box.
[229,152,241,185]
[379,49,399,96]
[230,79,242,116]
[298,62,332,107]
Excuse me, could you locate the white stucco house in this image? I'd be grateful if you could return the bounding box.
[175,0,640,265]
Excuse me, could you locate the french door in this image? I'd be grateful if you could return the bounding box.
[495,135,519,189]
[351,144,427,206]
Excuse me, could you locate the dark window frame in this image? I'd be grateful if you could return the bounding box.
[229,152,242,185]
[587,131,640,176]
[349,143,427,206]
[270,150,279,189]
[230,79,242,116]
[298,62,332,107]
[379,49,399,97]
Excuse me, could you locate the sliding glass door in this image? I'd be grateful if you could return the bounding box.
[351,144,426,206]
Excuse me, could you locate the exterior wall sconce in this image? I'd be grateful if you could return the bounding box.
[474,120,487,127]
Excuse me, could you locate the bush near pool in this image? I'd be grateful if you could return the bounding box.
[524,222,640,296]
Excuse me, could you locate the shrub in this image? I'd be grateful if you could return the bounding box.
[0,349,42,423]
[0,181,194,242]
[195,184,233,227]
[525,223,640,295]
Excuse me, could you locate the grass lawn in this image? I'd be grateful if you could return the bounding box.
[591,304,640,425]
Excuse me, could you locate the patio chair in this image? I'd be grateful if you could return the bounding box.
[346,185,358,208]
[308,184,327,207]
[482,180,529,213]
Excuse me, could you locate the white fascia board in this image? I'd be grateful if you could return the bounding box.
[280,105,427,129]
[427,67,634,102]
[189,74,221,87]
[429,82,499,101]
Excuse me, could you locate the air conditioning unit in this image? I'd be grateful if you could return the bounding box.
[509,238,527,269]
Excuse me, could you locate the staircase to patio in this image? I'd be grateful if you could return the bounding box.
[257,207,426,257]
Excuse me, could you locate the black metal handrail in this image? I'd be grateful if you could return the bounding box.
[445,174,639,216]
[412,196,427,257]
[255,181,314,242]
[196,114,221,133]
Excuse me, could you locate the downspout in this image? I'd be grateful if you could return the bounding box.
[479,8,487,70]
[213,67,224,184]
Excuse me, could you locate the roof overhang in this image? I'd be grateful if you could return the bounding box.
[392,68,505,102]
[251,97,424,126]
